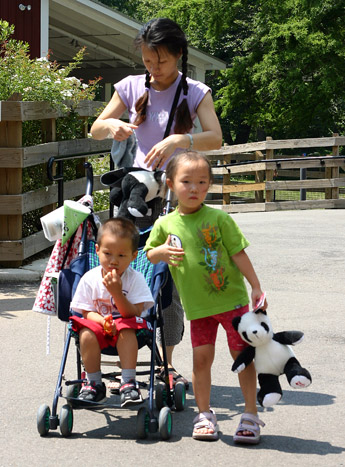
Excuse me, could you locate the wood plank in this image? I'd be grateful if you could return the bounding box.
[203,136,345,156]
[0,195,23,215]
[223,182,265,193]
[268,158,345,170]
[23,230,53,259]
[227,162,267,174]
[265,178,345,190]
[208,184,222,194]
[265,199,338,211]
[0,100,106,121]
[210,203,266,213]
[0,240,23,261]
[0,176,109,215]
[0,148,23,168]
[57,138,112,156]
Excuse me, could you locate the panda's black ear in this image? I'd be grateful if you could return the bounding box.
[254,308,267,315]
[232,316,241,331]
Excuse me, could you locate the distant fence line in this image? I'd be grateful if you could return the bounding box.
[0,98,344,265]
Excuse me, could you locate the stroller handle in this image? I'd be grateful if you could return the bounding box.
[78,162,94,256]
[84,162,93,197]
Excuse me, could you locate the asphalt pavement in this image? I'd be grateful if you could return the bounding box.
[0,209,344,466]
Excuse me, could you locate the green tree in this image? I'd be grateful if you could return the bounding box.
[99,0,345,142]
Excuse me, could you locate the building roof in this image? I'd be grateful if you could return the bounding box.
[49,0,226,83]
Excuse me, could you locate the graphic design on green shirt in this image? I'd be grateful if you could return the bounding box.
[197,222,230,293]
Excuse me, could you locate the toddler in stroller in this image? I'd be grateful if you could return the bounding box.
[70,217,154,407]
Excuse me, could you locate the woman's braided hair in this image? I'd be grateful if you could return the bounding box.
[133,18,193,134]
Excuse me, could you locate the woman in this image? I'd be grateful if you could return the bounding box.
[91,17,222,386]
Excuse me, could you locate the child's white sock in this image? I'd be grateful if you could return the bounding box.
[121,369,136,384]
[86,371,102,385]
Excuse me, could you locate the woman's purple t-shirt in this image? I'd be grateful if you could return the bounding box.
[115,72,211,169]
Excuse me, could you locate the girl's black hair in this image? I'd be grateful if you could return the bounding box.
[165,151,214,185]
[133,18,193,134]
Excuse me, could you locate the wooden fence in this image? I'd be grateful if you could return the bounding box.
[204,136,345,213]
[0,99,344,266]
[0,99,111,266]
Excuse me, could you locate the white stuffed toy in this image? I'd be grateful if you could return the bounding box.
[232,308,312,407]
[101,167,166,220]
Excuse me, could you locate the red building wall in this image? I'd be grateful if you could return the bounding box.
[0,0,41,58]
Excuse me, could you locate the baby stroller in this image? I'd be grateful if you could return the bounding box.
[36,162,186,440]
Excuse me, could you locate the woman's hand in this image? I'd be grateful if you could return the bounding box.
[106,119,138,142]
[144,135,179,169]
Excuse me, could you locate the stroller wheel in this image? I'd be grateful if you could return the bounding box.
[59,404,73,437]
[37,404,51,437]
[174,381,186,412]
[155,381,167,411]
[66,383,81,408]
[137,407,149,439]
[159,406,172,440]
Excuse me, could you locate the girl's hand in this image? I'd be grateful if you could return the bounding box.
[251,289,268,311]
[152,235,185,266]
[106,118,138,141]
[102,269,122,296]
[144,135,178,169]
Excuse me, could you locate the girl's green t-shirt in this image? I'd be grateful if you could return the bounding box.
[144,205,250,320]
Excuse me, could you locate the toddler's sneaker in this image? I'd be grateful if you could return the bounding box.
[120,380,143,407]
[78,381,106,403]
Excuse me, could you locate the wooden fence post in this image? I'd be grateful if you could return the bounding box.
[222,154,231,206]
[331,133,339,200]
[255,150,264,202]
[0,119,23,267]
[41,118,57,215]
[265,137,274,202]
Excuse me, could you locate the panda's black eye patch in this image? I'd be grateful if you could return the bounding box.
[242,331,251,343]
[261,322,269,332]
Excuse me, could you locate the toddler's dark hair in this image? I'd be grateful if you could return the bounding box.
[133,18,193,134]
[97,217,140,252]
[166,151,214,184]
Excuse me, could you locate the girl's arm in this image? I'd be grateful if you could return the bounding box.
[91,91,138,141]
[145,91,223,169]
[231,249,267,310]
[146,235,185,266]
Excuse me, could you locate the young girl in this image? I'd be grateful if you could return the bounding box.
[144,151,267,443]
[91,17,222,387]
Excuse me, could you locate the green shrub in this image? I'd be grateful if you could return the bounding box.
[0,20,104,236]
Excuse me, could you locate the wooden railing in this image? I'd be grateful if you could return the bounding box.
[204,136,345,212]
[1,100,344,267]
[0,99,110,266]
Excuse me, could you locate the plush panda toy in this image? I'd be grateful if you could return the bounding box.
[101,167,166,220]
[232,309,312,407]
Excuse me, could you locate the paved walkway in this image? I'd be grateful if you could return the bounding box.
[0,209,344,466]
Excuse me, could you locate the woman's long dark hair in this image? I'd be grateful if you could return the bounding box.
[133,18,193,134]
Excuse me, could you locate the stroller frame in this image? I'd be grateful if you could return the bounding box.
[37,162,185,440]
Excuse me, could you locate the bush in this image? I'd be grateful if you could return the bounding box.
[0,20,105,236]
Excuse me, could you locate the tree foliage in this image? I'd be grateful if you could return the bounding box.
[99,0,345,142]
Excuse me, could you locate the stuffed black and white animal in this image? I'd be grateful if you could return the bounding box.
[101,167,166,220]
[232,309,312,407]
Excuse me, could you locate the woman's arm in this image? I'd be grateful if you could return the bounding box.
[91,90,138,141]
